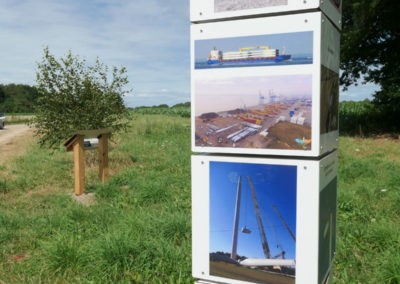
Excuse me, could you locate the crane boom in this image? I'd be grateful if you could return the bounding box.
[231,176,242,260]
[247,176,271,259]
[272,205,296,242]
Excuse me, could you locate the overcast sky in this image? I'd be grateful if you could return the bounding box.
[0,0,376,107]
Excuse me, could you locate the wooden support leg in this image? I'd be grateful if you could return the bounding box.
[73,135,85,195]
[98,133,109,182]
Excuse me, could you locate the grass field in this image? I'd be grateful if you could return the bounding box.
[1,113,399,283]
[2,114,34,125]
[335,137,400,283]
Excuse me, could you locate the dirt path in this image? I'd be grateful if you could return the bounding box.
[0,124,34,164]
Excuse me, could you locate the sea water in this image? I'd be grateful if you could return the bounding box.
[194,54,312,69]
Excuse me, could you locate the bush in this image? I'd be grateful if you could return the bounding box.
[32,47,130,148]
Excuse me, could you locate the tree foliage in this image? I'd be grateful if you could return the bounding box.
[0,84,39,113]
[32,48,130,148]
[0,87,5,107]
[341,0,400,129]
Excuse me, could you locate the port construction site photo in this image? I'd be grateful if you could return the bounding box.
[209,161,297,284]
[194,74,312,151]
[214,0,288,12]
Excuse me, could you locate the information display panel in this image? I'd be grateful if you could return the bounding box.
[190,0,342,30]
[192,151,338,284]
[191,12,339,157]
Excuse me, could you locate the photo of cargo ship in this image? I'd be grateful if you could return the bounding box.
[194,32,313,69]
[207,45,291,65]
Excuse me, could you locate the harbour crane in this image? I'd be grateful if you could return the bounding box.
[272,205,296,242]
[230,175,296,267]
[247,176,271,259]
[239,176,295,267]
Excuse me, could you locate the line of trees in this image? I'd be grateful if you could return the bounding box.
[0,84,38,113]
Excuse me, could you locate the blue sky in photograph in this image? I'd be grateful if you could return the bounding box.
[0,1,377,106]
[195,31,313,61]
[209,161,297,260]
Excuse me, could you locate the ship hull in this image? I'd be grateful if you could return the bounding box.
[207,54,291,65]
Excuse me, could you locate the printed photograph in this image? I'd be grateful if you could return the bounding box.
[215,0,288,12]
[195,32,313,69]
[318,177,337,283]
[320,66,339,134]
[194,74,313,151]
[209,161,297,283]
[330,0,341,9]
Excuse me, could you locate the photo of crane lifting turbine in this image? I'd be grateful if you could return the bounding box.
[209,161,297,283]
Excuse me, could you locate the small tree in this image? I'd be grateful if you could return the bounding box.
[32,47,130,148]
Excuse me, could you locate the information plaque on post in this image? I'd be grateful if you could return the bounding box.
[190,1,341,283]
[191,12,340,157]
[192,152,338,284]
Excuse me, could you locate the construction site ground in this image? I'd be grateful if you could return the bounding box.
[195,102,312,151]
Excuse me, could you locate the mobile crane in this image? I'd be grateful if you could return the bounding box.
[238,176,296,267]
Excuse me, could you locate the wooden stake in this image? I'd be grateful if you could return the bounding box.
[73,135,85,195]
[98,133,109,182]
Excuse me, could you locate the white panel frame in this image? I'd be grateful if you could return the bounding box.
[191,12,338,157]
[190,0,341,29]
[192,152,338,284]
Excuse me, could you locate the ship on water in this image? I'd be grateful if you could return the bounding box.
[207,45,291,65]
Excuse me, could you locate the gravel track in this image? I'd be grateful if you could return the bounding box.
[0,124,33,164]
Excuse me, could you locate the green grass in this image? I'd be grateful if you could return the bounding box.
[0,114,191,283]
[1,114,399,283]
[335,137,400,284]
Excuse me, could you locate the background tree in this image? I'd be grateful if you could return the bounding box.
[0,84,38,113]
[32,47,130,148]
[340,0,400,131]
[0,86,5,106]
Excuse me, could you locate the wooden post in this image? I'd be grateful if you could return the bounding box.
[98,133,109,182]
[65,129,111,195]
[73,135,85,195]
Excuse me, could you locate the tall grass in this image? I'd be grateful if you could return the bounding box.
[1,112,399,283]
[339,100,400,136]
[3,114,34,124]
[132,104,190,118]
[335,137,400,283]
[0,114,192,283]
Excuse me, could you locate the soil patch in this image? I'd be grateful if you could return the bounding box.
[0,124,34,165]
[267,121,311,150]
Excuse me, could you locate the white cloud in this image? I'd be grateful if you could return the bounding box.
[0,0,190,107]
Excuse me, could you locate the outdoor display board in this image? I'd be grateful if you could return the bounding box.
[192,151,338,284]
[191,12,340,157]
[190,0,342,30]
